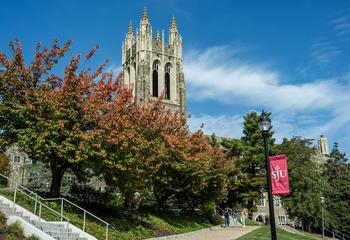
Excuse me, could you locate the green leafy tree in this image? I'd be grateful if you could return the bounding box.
[208,133,220,148]
[0,152,10,175]
[277,137,322,231]
[225,112,274,210]
[323,143,350,235]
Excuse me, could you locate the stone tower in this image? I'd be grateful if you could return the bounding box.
[121,8,186,112]
[318,135,329,155]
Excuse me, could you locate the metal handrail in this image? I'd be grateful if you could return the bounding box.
[13,184,70,222]
[44,197,110,239]
[44,197,109,225]
[324,227,350,240]
[0,181,71,239]
[0,174,69,222]
[0,172,109,240]
[334,229,350,240]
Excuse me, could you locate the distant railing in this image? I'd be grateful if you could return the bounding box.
[324,227,350,240]
[215,206,225,215]
[0,172,109,240]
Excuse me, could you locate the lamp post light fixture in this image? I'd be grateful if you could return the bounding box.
[321,196,325,239]
[258,110,277,240]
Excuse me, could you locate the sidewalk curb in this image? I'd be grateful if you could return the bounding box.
[146,225,222,240]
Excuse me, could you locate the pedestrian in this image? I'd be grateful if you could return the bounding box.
[241,208,248,228]
[224,209,230,227]
[233,208,239,226]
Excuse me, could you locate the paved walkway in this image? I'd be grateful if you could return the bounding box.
[148,226,261,240]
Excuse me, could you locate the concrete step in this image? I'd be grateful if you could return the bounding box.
[34,222,68,230]
[1,199,88,240]
[0,202,11,208]
[56,237,88,240]
[49,231,80,238]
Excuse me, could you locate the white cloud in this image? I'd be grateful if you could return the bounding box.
[184,46,347,112]
[188,114,243,138]
[184,46,350,154]
[310,40,341,65]
[330,12,350,40]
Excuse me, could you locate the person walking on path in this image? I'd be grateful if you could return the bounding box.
[224,209,230,227]
[241,208,248,228]
[233,208,239,226]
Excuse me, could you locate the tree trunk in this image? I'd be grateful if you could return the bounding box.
[123,191,136,212]
[49,161,66,197]
[154,192,170,209]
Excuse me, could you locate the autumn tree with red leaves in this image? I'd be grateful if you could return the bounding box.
[0,39,118,197]
[92,91,231,209]
[91,90,189,208]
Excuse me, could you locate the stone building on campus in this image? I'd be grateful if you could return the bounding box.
[253,192,289,225]
[4,144,74,191]
[121,8,186,112]
[317,135,329,155]
[4,144,33,186]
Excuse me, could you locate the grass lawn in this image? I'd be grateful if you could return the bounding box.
[237,225,320,240]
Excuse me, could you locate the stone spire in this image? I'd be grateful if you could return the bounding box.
[141,7,149,24]
[169,16,179,45]
[125,21,135,48]
[170,16,178,31]
[155,29,161,44]
[127,21,134,36]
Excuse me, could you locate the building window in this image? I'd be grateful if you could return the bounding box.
[278,216,286,225]
[29,172,38,178]
[152,61,159,97]
[63,175,73,182]
[165,64,171,100]
[258,194,265,206]
[13,156,21,163]
[274,196,281,207]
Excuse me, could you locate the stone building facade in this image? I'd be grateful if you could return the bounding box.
[5,144,33,186]
[121,8,186,112]
[253,192,288,225]
[4,144,77,192]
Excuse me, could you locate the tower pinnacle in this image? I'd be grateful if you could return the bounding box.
[127,21,134,35]
[141,7,149,22]
[155,29,161,43]
[170,16,178,30]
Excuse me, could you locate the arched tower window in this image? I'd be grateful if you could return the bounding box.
[164,63,171,100]
[127,67,130,85]
[152,61,159,97]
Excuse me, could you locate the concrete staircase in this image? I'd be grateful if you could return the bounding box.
[0,199,89,240]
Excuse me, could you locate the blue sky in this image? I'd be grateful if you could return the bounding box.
[1,0,350,156]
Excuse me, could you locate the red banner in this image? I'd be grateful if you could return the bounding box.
[269,155,290,195]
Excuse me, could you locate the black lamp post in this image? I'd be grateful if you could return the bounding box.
[321,196,325,239]
[258,110,277,240]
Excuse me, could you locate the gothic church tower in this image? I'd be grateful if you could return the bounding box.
[121,8,186,112]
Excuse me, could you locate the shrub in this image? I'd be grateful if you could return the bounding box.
[7,222,25,240]
[198,202,223,225]
[27,235,40,240]
[210,215,224,225]
[0,212,39,240]
[68,183,114,208]
[0,211,7,234]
